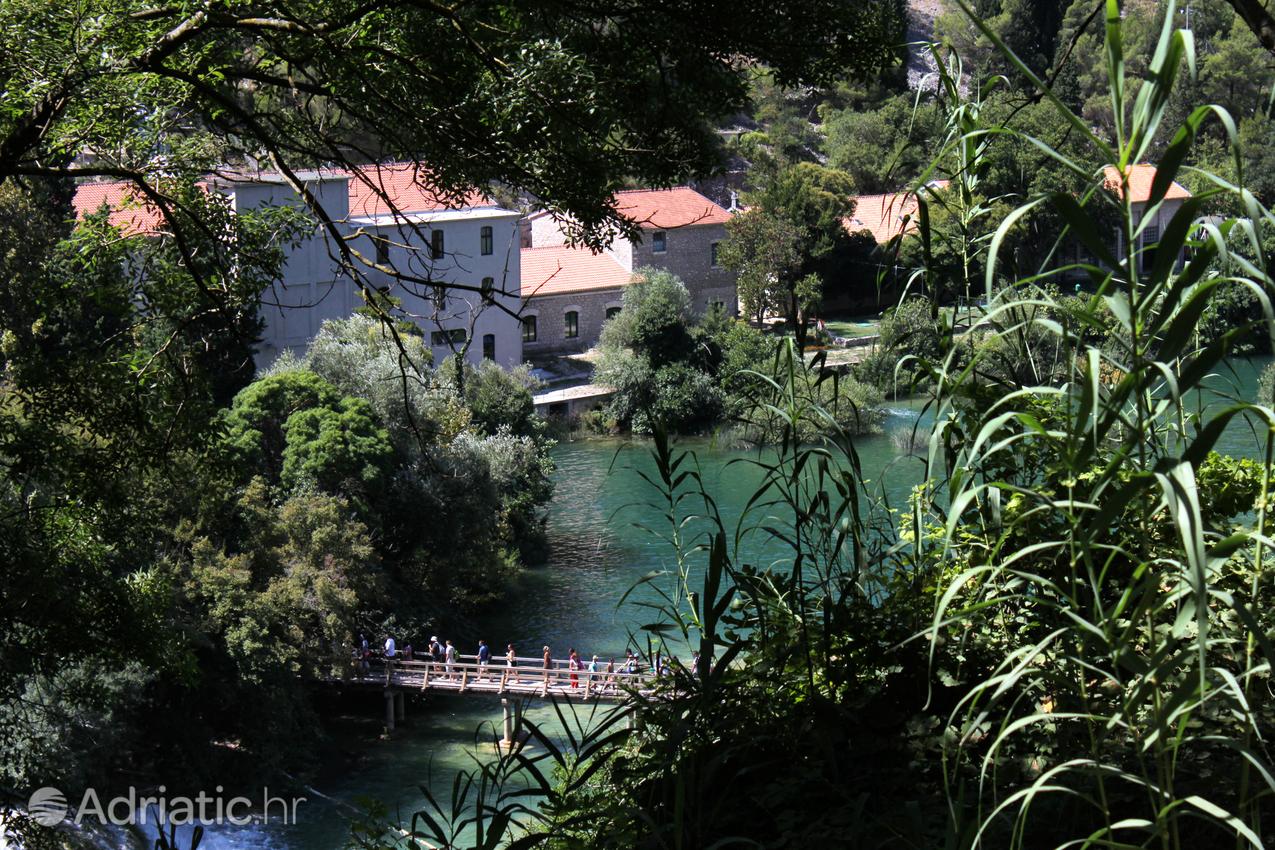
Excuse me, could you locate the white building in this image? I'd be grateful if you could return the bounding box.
[74,163,524,371]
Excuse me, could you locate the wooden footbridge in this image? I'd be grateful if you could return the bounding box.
[343,653,662,739]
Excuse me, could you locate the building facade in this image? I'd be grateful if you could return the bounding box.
[75,164,524,371]
[520,187,736,354]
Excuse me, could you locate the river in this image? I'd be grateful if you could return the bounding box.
[191,355,1271,850]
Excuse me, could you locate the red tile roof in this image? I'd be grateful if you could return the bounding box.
[842,183,936,244]
[1102,164,1191,203]
[344,163,490,217]
[521,246,632,298]
[72,163,494,233]
[614,187,731,229]
[71,182,167,235]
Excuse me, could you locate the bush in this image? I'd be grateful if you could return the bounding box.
[856,298,945,397]
[647,363,725,434]
[599,268,695,367]
[446,357,542,437]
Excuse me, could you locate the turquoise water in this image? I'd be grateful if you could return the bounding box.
[195,356,1272,850]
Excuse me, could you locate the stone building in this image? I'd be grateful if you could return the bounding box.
[841,168,1189,288]
[1101,164,1191,272]
[520,187,736,354]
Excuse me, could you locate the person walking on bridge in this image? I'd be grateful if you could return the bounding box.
[429,636,443,676]
[542,645,552,689]
[568,650,580,689]
[477,640,491,681]
[445,639,458,680]
[506,644,518,683]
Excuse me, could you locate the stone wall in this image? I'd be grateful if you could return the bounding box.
[630,223,736,315]
[522,287,625,355]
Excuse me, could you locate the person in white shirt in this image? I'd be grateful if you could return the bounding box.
[445,639,458,680]
[385,636,397,658]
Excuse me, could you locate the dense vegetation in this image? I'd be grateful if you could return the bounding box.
[594,268,884,439]
[0,0,912,828]
[726,0,1275,316]
[354,4,1275,849]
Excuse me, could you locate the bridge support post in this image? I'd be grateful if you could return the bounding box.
[501,698,513,745]
[384,689,396,731]
[394,690,405,722]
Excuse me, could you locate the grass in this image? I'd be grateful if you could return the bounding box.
[822,315,881,338]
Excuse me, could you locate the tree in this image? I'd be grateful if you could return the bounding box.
[823,94,944,193]
[719,211,804,325]
[730,162,857,349]
[0,0,912,795]
[596,270,725,433]
[598,269,696,367]
[0,0,908,268]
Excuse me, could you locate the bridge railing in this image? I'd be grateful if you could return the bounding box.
[373,652,651,671]
[355,656,660,698]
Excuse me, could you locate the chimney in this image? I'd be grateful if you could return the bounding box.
[728,190,739,212]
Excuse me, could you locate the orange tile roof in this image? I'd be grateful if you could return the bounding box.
[843,181,950,244]
[614,187,731,229]
[71,181,167,235]
[72,163,494,233]
[843,191,920,244]
[521,246,632,298]
[1102,164,1191,203]
[344,163,490,217]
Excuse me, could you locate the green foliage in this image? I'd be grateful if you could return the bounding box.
[448,358,542,438]
[297,315,465,453]
[855,297,947,395]
[0,662,154,791]
[392,6,1275,850]
[0,0,912,801]
[189,486,385,684]
[222,371,342,483]
[823,94,944,194]
[280,398,394,500]
[718,210,804,325]
[598,268,695,367]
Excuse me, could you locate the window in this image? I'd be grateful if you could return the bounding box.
[375,236,390,266]
[430,328,466,346]
[522,315,538,343]
[482,333,495,360]
[481,276,495,303]
[480,225,493,256]
[605,306,622,321]
[710,241,720,267]
[652,231,667,253]
[1141,223,1160,272]
[564,310,579,339]
[709,299,725,313]
[430,229,445,260]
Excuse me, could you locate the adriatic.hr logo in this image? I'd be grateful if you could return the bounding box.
[25,785,306,826]
[27,787,69,826]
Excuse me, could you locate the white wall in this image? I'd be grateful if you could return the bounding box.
[240,177,356,367]
[242,174,523,370]
[349,212,523,369]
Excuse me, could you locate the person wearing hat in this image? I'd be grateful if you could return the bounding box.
[430,636,443,676]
